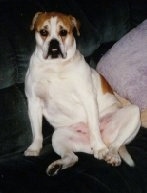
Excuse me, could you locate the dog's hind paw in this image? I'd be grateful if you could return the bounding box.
[46,162,62,176]
[46,154,78,176]
[105,148,121,166]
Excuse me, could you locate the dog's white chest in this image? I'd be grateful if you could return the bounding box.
[34,72,86,127]
[35,70,72,98]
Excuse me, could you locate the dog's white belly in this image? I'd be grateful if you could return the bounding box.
[35,79,87,128]
[43,98,86,128]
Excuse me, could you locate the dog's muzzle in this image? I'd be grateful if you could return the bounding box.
[46,39,64,59]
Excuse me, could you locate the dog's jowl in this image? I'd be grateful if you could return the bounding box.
[25,12,141,175]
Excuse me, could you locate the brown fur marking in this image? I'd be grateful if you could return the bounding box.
[100,74,113,94]
[32,12,77,33]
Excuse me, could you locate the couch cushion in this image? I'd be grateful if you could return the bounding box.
[76,0,130,44]
[0,86,32,158]
[0,14,16,89]
[129,0,147,27]
[97,19,147,111]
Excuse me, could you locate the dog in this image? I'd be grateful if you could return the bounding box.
[25,12,141,175]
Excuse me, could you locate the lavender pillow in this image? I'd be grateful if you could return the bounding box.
[97,19,147,111]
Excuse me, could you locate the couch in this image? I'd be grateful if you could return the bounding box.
[0,0,147,193]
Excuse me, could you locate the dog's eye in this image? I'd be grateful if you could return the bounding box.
[39,29,49,37]
[59,29,67,37]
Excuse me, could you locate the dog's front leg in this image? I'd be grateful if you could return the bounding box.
[77,77,108,160]
[85,95,108,159]
[24,98,43,156]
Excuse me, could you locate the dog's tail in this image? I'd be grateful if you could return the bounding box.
[119,145,135,167]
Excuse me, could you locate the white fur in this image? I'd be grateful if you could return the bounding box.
[25,13,141,175]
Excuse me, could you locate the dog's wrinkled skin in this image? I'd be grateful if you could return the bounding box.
[25,12,141,175]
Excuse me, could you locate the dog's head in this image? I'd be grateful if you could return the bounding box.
[31,12,80,60]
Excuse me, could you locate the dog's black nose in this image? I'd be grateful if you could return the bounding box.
[48,39,63,59]
[50,39,59,50]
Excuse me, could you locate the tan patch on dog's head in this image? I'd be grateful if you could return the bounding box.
[30,12,80,36]
[100,74,113,94]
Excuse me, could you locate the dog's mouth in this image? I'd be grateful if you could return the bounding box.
[45,39,65,59]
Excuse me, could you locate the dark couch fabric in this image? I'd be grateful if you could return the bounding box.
[0,86,32,158]
[1,128,147,193]
[0,0,147,193]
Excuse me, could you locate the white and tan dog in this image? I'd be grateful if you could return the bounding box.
[25,12,141,175]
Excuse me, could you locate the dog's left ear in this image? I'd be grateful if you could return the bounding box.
[69,15,80,36]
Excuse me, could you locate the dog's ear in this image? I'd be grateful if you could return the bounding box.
[69,15,80,36]
[30,12,43,31]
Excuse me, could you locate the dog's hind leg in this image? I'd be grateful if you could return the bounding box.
[46,123,91,175]
[46,129,78,176]
[103,105,140,166]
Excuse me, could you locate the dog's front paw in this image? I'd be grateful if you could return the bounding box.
[93,146,109,160]
[24,148,40,156]
[24,143,42,156]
